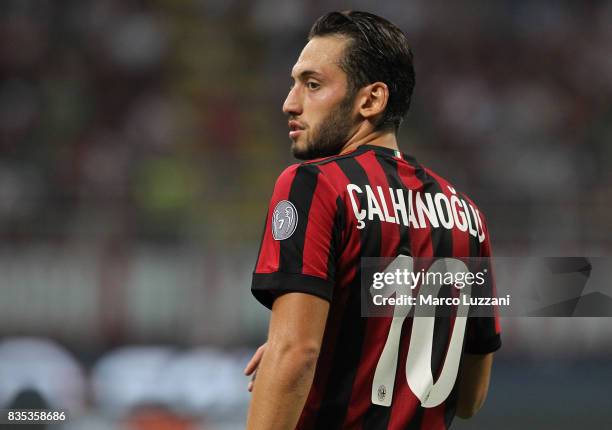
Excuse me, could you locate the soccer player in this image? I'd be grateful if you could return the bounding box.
[245,11,501,430]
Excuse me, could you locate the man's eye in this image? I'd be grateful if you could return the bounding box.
[306,81,320,90]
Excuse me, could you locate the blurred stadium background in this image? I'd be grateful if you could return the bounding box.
[1,0,611,429]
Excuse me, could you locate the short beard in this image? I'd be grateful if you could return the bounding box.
[292,90,356,160]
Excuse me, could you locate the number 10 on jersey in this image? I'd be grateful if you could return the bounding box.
[370,256,472,408]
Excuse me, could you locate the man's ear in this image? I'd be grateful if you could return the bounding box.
[357,82,389,122]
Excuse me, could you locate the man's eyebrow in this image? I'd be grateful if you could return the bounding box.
[290,70,324,80]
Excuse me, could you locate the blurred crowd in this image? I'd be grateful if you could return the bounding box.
[0,0,271,247]
[0,0,610,251]
[1,0,611,356]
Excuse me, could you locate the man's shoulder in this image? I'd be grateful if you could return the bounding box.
[420,165,483,210]
[273,162,321,186]
[272,161,341,200]
[274,150,359,190]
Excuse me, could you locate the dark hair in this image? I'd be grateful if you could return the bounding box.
[308,11,415,133]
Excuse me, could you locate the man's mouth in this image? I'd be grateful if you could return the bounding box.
[288,121,305,139]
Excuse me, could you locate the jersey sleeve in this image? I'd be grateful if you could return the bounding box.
[464,217,502,354]
[251,163,344,309]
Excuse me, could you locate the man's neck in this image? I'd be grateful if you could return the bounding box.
[339,124,399,155]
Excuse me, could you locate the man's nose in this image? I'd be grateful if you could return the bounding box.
[282,86,302,116]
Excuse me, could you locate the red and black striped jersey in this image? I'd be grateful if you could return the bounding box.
[251,144,501,430]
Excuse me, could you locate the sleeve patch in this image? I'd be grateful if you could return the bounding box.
[272,200,299,240]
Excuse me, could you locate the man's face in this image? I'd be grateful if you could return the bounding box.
[283,36,358,160]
